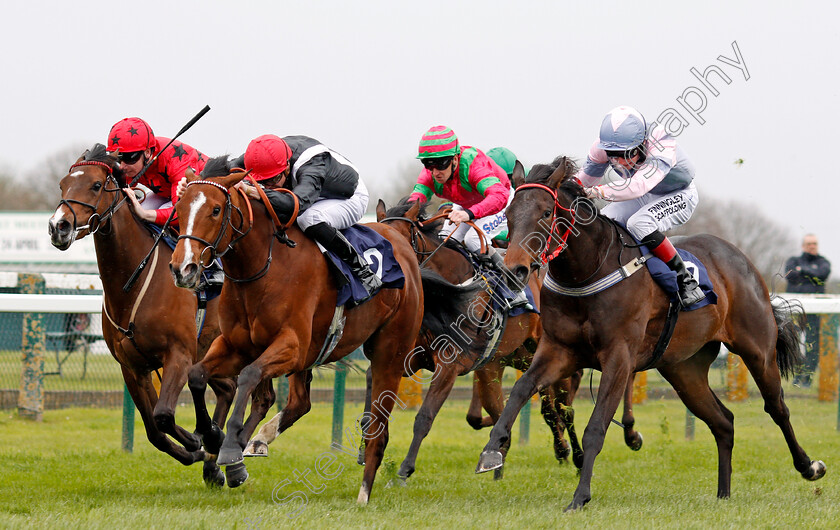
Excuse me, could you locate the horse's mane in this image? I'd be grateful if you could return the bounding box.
[525,155,579,185]
[200,155,232,179]
[526,155,614,226]
[84,143,116,165]
[84,143,125,185]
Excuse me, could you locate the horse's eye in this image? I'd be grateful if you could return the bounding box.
[92,182,102,192]
[212,205,221,216]
[542,209,552,219]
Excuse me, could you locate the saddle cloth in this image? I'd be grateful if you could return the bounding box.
[321,225,405,307]
[639,243,718,311]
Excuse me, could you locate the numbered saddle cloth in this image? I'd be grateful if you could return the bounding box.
[322,225,405,307]
[641,243,718,312]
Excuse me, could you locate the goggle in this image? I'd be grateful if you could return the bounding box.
[421,156,453,171]
[605,147,642,161]
[120,151,144,165]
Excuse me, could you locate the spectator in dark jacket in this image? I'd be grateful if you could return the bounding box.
[785,234,831,387]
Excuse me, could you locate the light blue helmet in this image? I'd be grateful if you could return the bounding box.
[596,106,647,151]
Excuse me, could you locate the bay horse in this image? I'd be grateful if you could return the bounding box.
[476,156,826,510]
[376,195,642,480]
[169,157,431,504]
[47,144,235,486]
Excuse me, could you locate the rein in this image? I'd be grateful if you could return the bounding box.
[179,174,298,284]
[514,183,576,265]
[415,209,487,268]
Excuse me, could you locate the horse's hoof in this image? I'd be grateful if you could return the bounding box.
[387,476,408,488]
[203,461,225,488]
[493,466,504,480]
[803,460,826,481]
[217,447,244,466]
[556,445,571,463]
[225,462,249,488]
[244,440,269,458]
[628,432,643,451]
[564,496,590,512]
[475,450,504,474]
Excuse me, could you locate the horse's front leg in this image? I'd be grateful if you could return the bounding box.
[153,345,201,451]
[477,341,573,473]
[218,335,300,487]
[567,348,633,512]
[397,363,459,482]
[188,334,245,455]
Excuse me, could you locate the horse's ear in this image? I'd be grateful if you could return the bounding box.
[511,160,526,189]
[185,167,198,182]
[406,200,421,220]
[375,199,387,222]
[222,170,248,189]
[547,157,570,189]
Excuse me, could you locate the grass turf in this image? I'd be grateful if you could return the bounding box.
[0,393,836,529]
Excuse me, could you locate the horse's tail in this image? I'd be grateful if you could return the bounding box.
[771,296,805,380]
[419,269,485,354]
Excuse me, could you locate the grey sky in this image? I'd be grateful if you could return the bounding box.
[2,1,838,269]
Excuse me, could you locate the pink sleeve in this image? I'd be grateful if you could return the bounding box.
[409,170,434,202]
[576,140,609,187]
[601,130,675,201]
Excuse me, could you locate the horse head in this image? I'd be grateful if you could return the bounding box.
[503,155,595,287]
[49,144,123,250]
[170,156,249,289]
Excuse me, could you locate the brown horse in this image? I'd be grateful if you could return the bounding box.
[476,156,826,510]
[169,157,430,503]
[47,144,235,486]
[376,195,642,479]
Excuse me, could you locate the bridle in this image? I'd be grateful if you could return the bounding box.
[177,174,299,283]
[515,181,635,289]
[58,160,126,237]
[514,183,577,265]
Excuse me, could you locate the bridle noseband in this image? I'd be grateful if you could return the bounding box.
[514,183,577,265]
[176,179,238,267]
[59,160,125,236]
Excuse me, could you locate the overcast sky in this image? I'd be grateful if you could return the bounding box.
[2,1,838,270]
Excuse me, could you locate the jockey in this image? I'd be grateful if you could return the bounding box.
[577,105,705,307]
[235,134,382,297]
[107,117,207,226]
[107,117,223,286]
[408,126,513,276]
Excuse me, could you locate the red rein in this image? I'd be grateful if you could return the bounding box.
[514,183,576,265]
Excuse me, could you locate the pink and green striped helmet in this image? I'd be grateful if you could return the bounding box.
[417,126,460,159]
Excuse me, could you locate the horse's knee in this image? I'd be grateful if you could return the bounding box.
[188,363,208,392]
[238,365,262,389]
[466,414,484,430]
[153,407,175,432]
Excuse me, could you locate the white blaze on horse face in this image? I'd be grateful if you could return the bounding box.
[181,191,208,266]
[69,170,84,178]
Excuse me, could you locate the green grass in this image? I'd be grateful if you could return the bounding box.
[0,394,836,529]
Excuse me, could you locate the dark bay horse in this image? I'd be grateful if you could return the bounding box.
[476,156,826,510]
[47,144,235,485]
[169,157,428,503]
[377,196,641,479]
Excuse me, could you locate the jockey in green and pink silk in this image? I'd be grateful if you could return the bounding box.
[408,125,514,276]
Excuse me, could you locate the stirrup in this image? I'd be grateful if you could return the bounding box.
[679,283,705,307]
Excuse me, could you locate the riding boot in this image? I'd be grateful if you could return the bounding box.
[484,248,529,307]
[642,230,705,308]
[305,222,383,296]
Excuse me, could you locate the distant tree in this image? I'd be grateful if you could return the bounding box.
[0,144,87,211]
[373,157,424,212]
[669,196,795,283]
